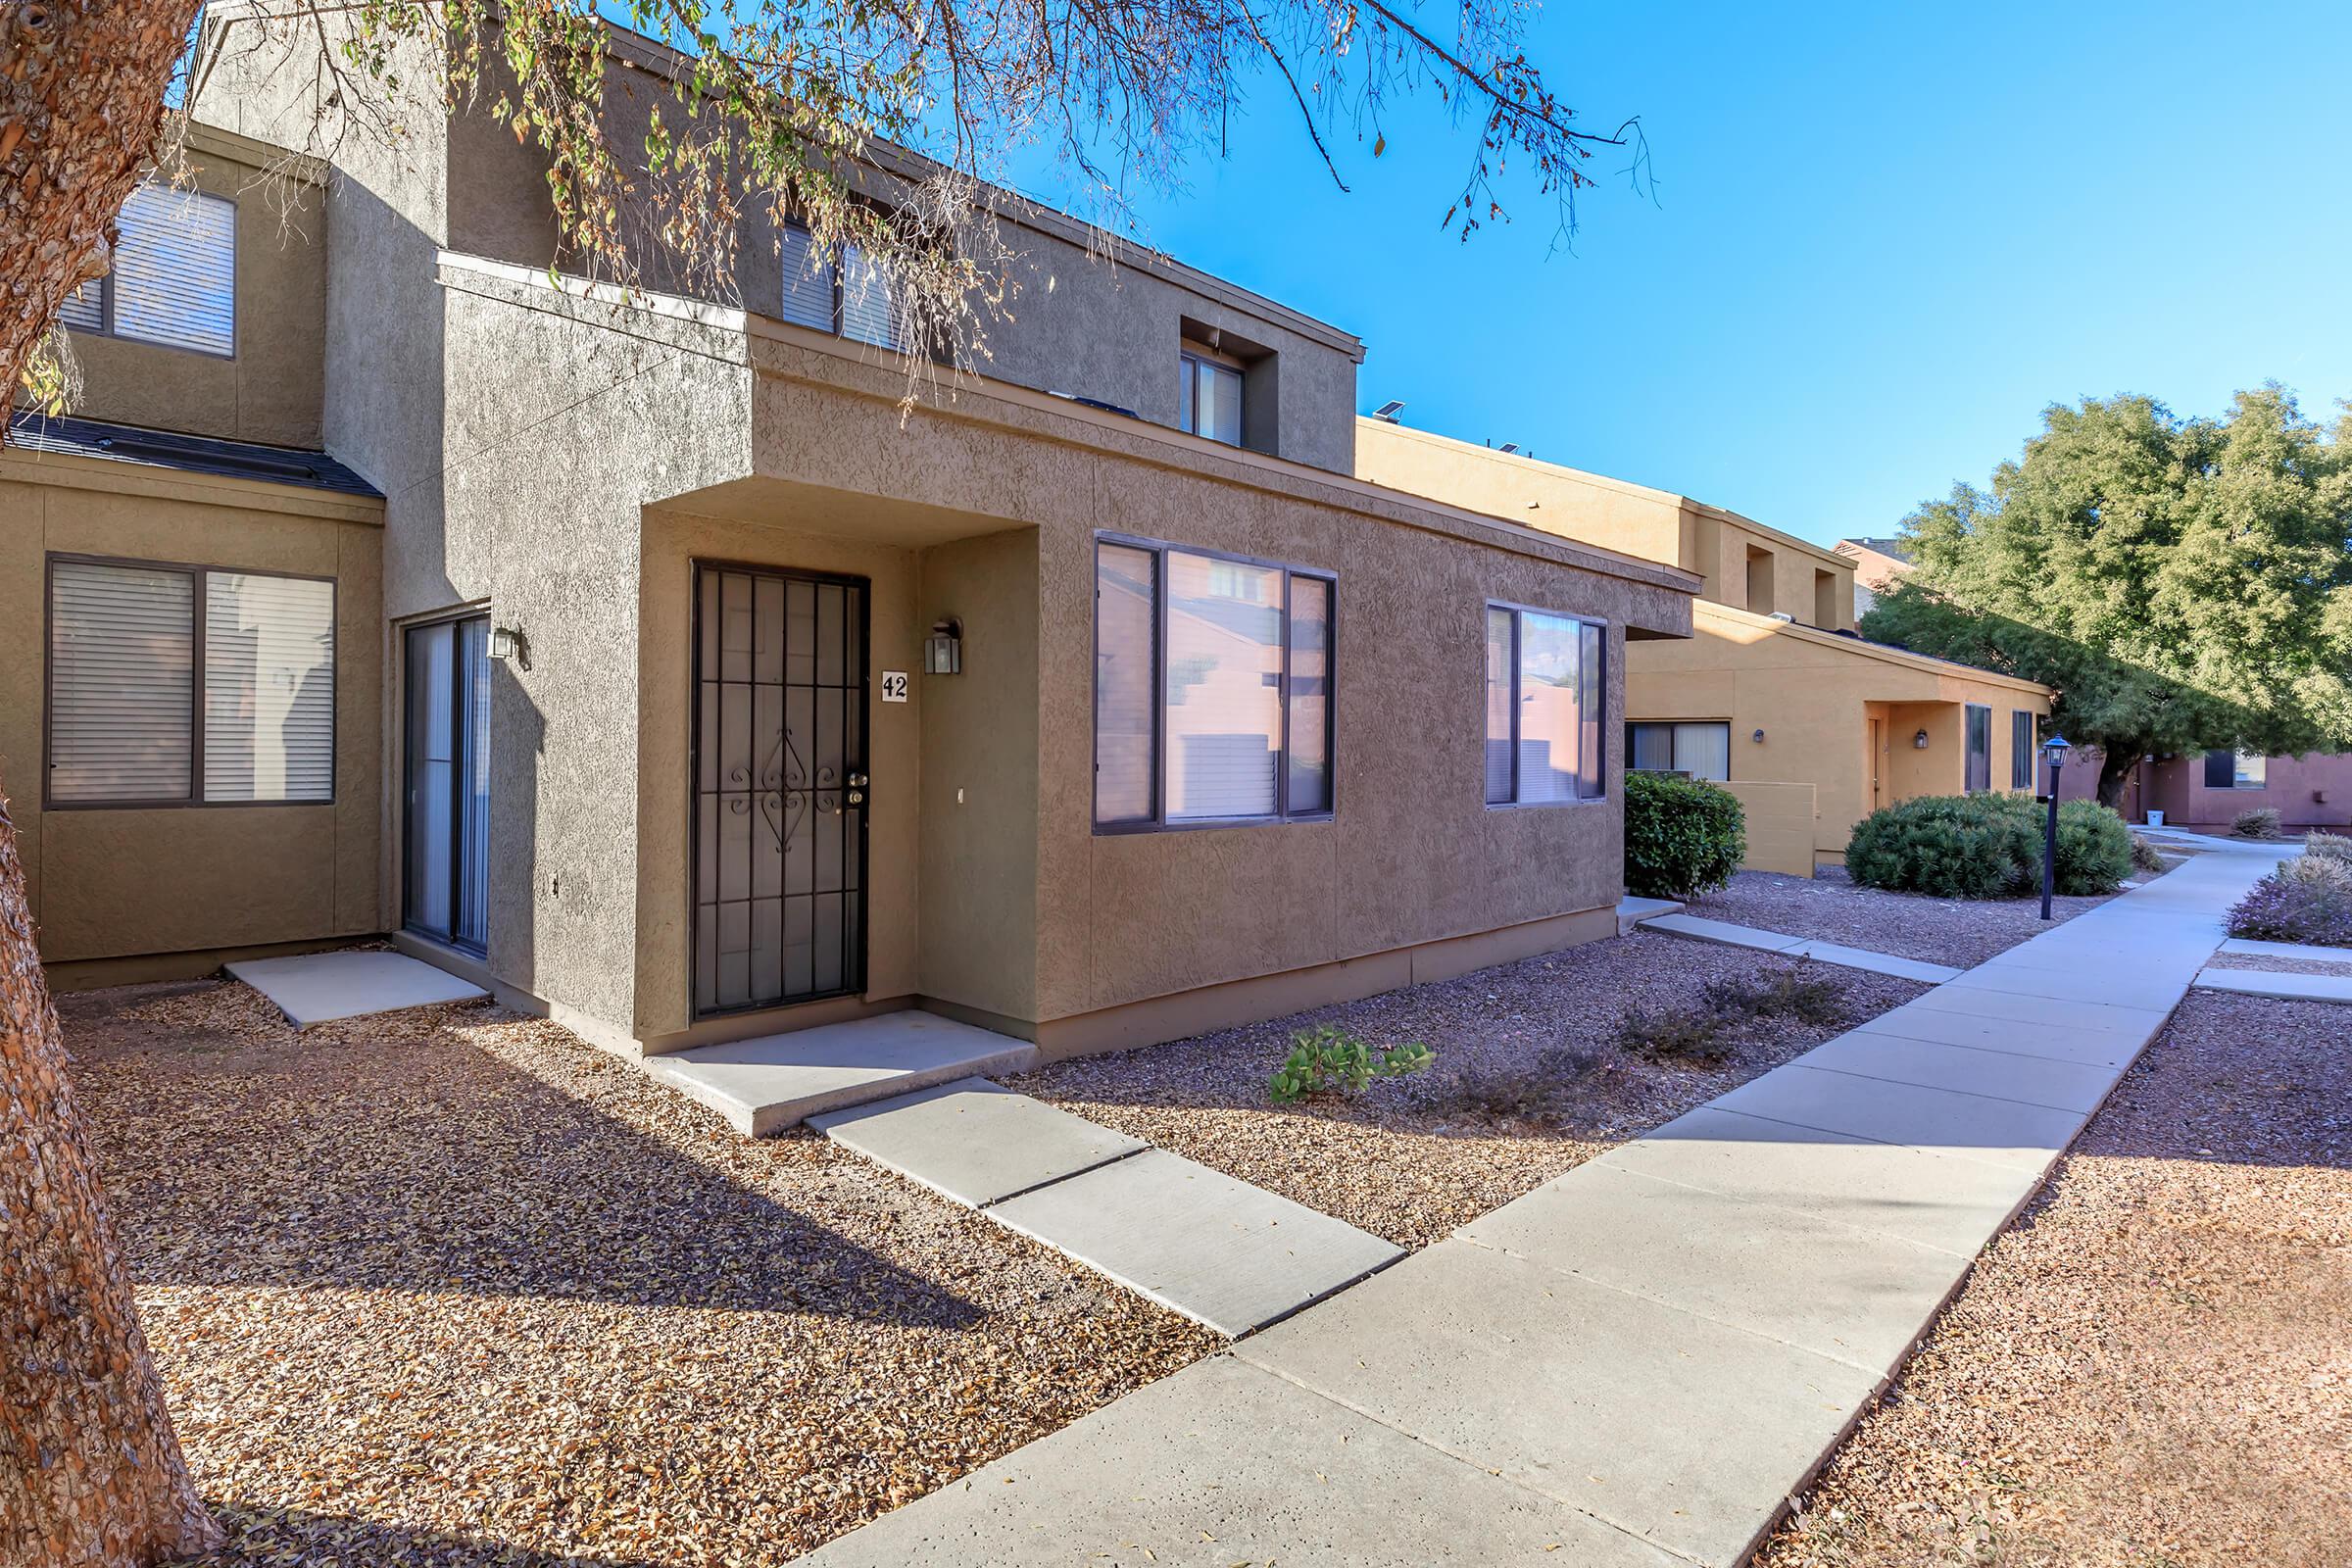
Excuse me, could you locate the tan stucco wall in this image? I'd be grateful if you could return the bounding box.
[0,454,385,971]
[1722,780,1817,876]
[1628,604,2050,862]
[1354,419,1855,633]
[62,128,327,450]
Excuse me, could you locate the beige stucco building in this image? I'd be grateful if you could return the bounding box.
[4,19,1702,1065]
[1357,423,2052,872]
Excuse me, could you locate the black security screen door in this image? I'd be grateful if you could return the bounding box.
[692,564,869,1015]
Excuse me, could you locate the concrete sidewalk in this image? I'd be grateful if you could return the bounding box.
[798,847,2285,1568]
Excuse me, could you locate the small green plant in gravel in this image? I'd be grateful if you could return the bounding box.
[1624,769,1746,899]
[2230,807,2284,841]
[1266,1025,1435,1102]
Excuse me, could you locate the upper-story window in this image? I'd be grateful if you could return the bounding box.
[47,556,335,807]
[59,184,236,358]
[1178,345,1244,446]
[1486,605,1606,805]
[778,220,901,351]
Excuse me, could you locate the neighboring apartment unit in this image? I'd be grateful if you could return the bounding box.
[3,15,1699,1064]
[1837,536,2352,834]
[1361,424,2051,873]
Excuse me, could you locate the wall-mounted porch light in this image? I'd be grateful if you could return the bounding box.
[1913,728,1931,749]
[488,623,530,670]
[924,617,962,675]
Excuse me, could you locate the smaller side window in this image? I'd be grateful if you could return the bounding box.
[1487,605,1606,806]
[1178,347,1244,446]
[2011,710,2036,788]
[2205,749,2267,789]
[1964,704,1992,793]
[778,220,901,351]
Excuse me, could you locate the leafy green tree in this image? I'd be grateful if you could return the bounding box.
[1863,389,2352,806]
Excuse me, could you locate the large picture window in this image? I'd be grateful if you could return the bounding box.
[47,556,333,807]
[1628,720,1729,782]
[2203,749,2268,790]
[1487,605,1606,805]
[1094,537,1334,828]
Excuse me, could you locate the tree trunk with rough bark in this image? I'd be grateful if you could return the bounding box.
[2,0,200,404]
[2096,748,2137,810]
[1,789,220,1566]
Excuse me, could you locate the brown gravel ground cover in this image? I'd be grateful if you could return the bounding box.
[64,980,1218,1568]
[1759,988,2352,1568]
[2205,950,2352,976]
[1686,867,2134,968]
[1006,931,1928,1250]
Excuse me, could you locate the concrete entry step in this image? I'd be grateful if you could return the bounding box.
[646,1011,1040,1135]
[226,949,489,1028]
[810,1078,1148,1206]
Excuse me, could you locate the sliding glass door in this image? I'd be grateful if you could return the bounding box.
[405,615,491,952]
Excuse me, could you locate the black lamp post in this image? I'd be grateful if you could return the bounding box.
[2039,734,2071,919]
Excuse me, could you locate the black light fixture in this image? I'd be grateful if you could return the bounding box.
[2039,733,2072,919]
[1913,728,1930,750]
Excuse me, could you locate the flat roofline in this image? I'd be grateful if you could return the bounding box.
[1696,599,2052,697]
[1356,418,1855,570]
[436,252,1699,604]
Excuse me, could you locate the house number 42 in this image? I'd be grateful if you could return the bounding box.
[879,670,910,703]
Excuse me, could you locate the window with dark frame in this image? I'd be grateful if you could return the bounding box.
[1964,704,1992,793]
[2203,749,2268,790]
[1093,536,1333,829]
[47,555,334,808]
[59,183,236,357]
[1178,347,1244,446]
[1486,604,1607,806]
[2012,710,2036,789]
[1627,720,1730,782]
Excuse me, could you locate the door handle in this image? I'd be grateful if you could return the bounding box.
[846,789,865,807]
[848,772,869,788]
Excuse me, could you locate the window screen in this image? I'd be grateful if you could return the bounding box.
[839,243,899,349]
[48,557,334,806]
[777,221,899,349]
[203,573,335,803]
[778,221,836,330]
[2012,710,2036,788]
[1488,605,1606,805]
[1964,705,1992,793]
[1094,538,1333,827]
[48,561,195,804]
[1179,351,1244,446]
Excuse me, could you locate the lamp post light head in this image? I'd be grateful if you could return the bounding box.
[2041,733,2071,770]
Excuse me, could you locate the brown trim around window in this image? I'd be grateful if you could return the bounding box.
[42,550,338,810]
[1092,531,1337,834]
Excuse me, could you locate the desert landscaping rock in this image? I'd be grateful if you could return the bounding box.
[67,980,1218,1567]
[1758,989,2352,1568]
[1686,868,2123,968]
[1006,931,1928,1249]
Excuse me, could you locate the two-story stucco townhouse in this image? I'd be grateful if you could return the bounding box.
[2,13,1699,1072]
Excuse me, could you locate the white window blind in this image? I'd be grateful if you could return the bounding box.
[203,573,335,803]
[111,184,236,355]
[59,278,104,333]
[1094,544,1158,824]
[839,243,899,350]
[778,221,835,331]
[49,562,195,804]
[1165,551,1283,820]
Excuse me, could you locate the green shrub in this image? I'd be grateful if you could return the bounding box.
[2230,807,2284,840]
[1845,794,2132,899]
[1624,770,1745,899]
[1267,1025,1434,1103]
[2129,832,2168,874]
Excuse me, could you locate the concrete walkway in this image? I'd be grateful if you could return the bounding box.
[226,950,488,1027]
[2194,966,2352,1004]
[813,1079,1402,1336]
[799,846,2284,1568]
[1639,911,1964,983]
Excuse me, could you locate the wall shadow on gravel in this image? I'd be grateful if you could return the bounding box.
[74,996,984,1329]
[183,1503,665,1568]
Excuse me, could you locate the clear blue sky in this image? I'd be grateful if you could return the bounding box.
[1009,0,2352,547]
